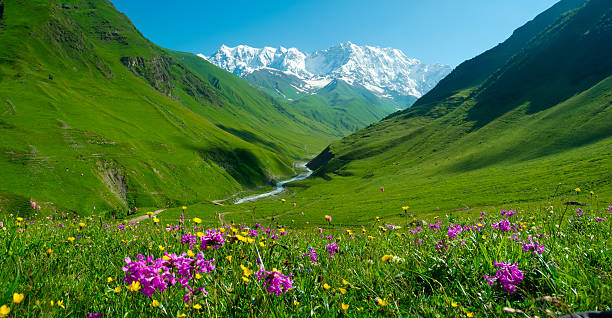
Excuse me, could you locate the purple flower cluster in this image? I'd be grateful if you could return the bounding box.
[122,252,215,301]
[492,219,512,232]
[434,240,449,254]
[200,229,226,249]
[409,227,422,234]
[181,233,198,249]
[326,242,339,259]
[522,236,545,255]
[500,209,517,217]
[255,269,293,295]
[485,262,524,294]
[447,223,463,239]
[303,247,318,262]
[429,220,442,231]
[595,217,606,222]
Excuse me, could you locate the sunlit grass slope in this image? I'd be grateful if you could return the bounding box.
[0,0,338,216]
[175,0,612,225]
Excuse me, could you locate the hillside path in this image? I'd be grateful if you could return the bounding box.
[129,209,166,222]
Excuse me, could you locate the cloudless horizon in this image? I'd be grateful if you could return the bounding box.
[110,0,559,67]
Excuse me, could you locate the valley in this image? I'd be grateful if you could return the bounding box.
[0,0,611,316]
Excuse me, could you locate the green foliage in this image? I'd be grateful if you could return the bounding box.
[0,204,610,316]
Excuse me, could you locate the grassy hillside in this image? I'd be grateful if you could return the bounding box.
[297,0,612,217]
[290,80,410,136]
[0,0,337,216]
[176,0,612,226]
[244,70,413,136]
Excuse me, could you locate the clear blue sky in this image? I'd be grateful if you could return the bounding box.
[109,0,559,67]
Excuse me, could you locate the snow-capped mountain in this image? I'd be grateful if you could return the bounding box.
[201,42,452,99]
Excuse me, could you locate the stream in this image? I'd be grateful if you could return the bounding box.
[233,166,313,204]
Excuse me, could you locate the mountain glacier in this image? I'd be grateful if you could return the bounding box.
[201,42,452,99]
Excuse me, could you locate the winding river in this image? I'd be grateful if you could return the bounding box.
[234,166,313,204]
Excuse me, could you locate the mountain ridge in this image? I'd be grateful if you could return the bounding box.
[203,42,452,100]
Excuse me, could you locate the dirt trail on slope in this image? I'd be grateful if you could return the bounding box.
[129,209,166,222]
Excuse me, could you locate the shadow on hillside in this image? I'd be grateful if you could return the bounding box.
[215,124,281,152]
[183,143,270,188]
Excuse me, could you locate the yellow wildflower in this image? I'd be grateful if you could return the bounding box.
[78,222,85,228]
[67,237,75,243]
[107,277,113,283]
[0,305,10,317]
[451,302,458,307]
[241,265,253,277]
[196,273,202,279]
[242,276,250,283]
[127,281,141,292]
[342,279,349,285]
[193,304,202,310]
[323,283,331,290]
[341,303,349,311]
[339,287,347,294]
[151,300,159,308]
[12,293,24,304]
[575,188,581,192]
[114,286,121,293]
[193,218,202,224]
[158,245,165,251]
[153,218,159,223]
[226,255,232,262]
[57,300,65,309]
[162,255,171,261]
[294,301,300,306]
[402,206,409,211]
[381,254,393,262]
[259,241,265,247]
[377,298,388,306]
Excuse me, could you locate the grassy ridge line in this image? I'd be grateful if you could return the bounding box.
[0,0,339,215]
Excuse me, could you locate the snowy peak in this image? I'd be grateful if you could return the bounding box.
[203,43,452,99]
[205,45,310,79]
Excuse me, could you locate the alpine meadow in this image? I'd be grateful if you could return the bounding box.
[0,0,611,317]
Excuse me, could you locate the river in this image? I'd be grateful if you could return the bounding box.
[233,166,313,204]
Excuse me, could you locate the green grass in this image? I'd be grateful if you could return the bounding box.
[1,203,610,317]
[0,0,341,215]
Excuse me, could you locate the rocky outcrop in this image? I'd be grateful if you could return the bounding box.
[121,55,222,105]
[96,160,127,206]
[121,56,174,97]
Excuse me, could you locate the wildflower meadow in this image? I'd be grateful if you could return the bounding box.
[1,202,611,317]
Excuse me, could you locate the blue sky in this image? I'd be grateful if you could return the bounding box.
[110,0,558,66]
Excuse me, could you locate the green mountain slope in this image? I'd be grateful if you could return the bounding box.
[243,69,309,101]
[243,69,416,136]
[290,79,408,136]
[0,0,336,215]
[289,0,612,221]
